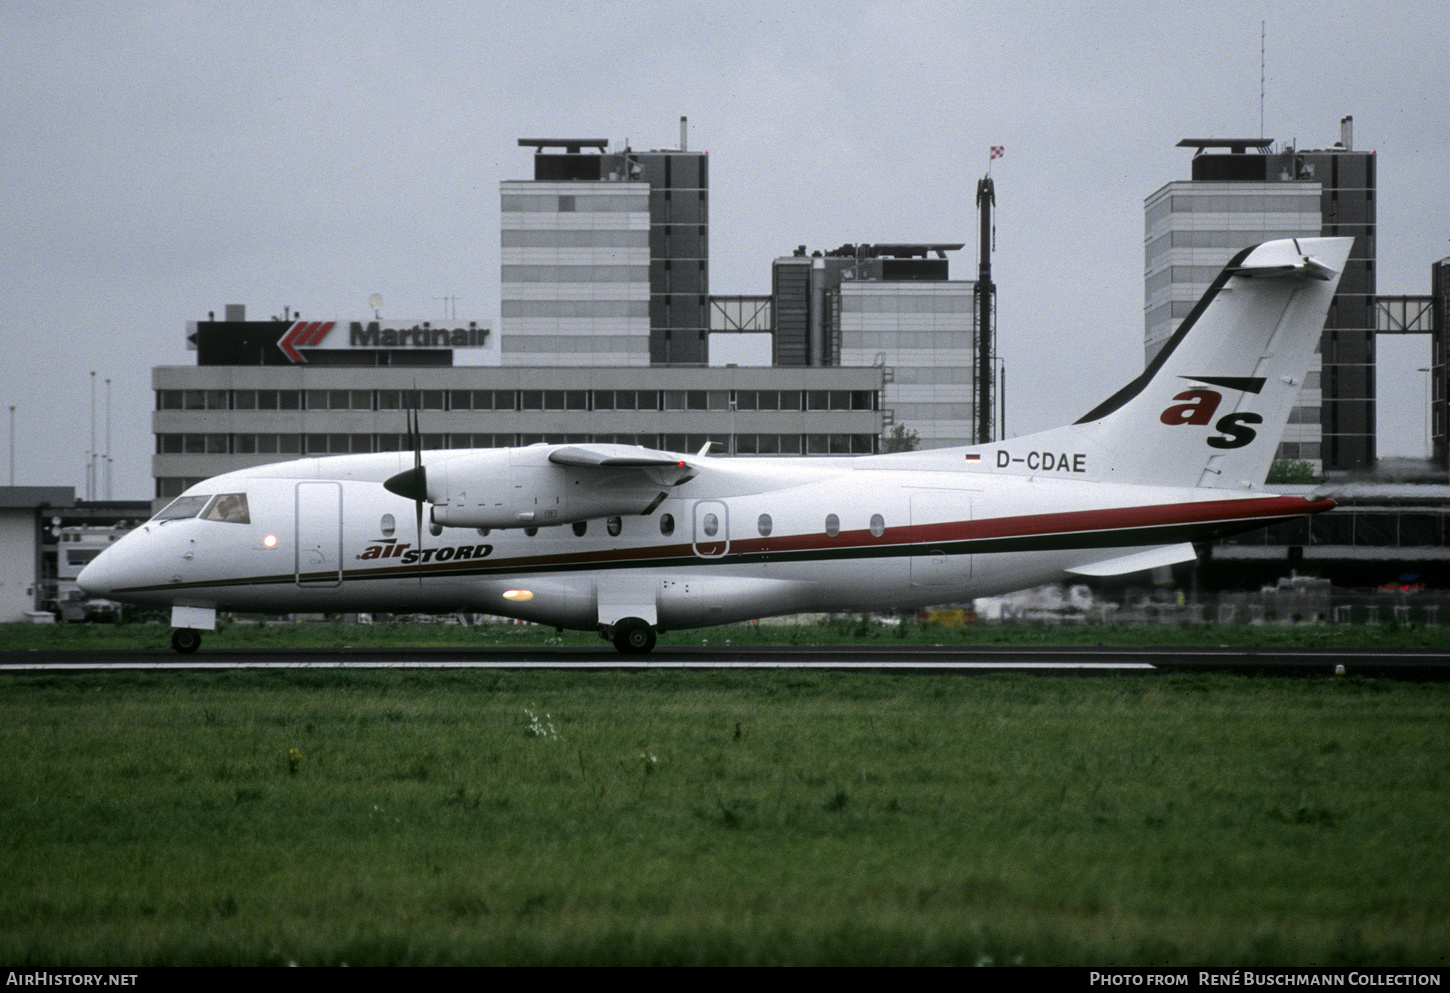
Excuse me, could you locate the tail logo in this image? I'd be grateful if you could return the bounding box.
[1160,389,1225,426]
[1206,412,1262,450]
[1160,377,1267,451]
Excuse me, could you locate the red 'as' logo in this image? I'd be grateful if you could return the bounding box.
[1160,389,1222,426]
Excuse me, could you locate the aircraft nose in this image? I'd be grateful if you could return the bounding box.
[77,549,117,597]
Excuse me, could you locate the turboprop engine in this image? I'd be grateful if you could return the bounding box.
[413,445,695,530]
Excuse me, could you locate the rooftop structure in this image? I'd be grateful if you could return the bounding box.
[501,123,707,366]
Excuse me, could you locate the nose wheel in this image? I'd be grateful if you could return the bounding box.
[171,628,202,654]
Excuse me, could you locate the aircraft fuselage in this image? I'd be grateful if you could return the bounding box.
[81,450,1327,631]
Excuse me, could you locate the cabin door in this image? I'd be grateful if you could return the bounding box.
[909,491,972,589]
[295,481,344,587]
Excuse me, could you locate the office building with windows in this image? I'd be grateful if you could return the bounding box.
[771,243,977,448]
[1144,118,1377,474]
[502,130,708,367]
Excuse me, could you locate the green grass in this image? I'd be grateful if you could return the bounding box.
[1,669,1447,965]
[6,615,1450,652]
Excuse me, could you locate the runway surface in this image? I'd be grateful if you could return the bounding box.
[3,645,1449,679]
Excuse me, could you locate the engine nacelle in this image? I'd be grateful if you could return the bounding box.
[424,448,677,529]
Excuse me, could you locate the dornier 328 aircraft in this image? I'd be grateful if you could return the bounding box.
[80,237,1352,654]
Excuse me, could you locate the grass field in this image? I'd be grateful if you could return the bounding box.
[1,665,1447,965]
[6,614,1450,652]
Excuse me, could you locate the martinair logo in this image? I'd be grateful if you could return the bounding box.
[276,319,489,362]
[277,321,336,363]
[1160,376,1266,450]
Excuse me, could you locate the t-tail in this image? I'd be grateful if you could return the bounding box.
[983,237,1353,490]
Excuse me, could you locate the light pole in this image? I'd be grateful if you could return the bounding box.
[88,371,97,500]
[105,377,112,500]
[729,398,737,456]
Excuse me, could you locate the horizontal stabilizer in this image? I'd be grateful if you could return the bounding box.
[1224,239,1338,281]
[1066,543,1198,577]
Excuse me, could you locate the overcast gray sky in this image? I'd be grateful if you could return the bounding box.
[3,0,1446,499]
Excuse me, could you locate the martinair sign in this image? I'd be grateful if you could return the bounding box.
[281,320,490,362]
[186,318,491,366]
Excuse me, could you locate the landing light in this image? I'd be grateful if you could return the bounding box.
[503,590,534,601]
[263,534,278,548]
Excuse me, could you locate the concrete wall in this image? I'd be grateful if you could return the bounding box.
[0,508,38,621]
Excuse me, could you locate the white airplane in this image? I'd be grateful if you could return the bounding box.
[79,237,1351,654]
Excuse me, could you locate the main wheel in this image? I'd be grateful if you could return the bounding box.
[171,628,202,654]
[611,617,657,654]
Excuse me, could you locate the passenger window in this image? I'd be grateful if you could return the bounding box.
[758,514,772,537]
[381,514,396,538]
[202,493,251,524]
[703,513,719,537]
[607,516,623,537]
[572,521,588,537]
[870,513,885,537]
[660,513,675,536]
[824,513,840,537]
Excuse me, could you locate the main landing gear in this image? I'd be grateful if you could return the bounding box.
[608,617,657,655]
[171,628,202,654]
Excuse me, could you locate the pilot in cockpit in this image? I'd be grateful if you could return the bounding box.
[203,493,250,524]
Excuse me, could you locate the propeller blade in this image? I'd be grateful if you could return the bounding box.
[384,406,430,501]
[410,398,425,585]
[385,396,429,587]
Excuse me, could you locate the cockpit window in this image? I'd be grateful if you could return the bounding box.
[152,494,211,521]
[202,493,251,524]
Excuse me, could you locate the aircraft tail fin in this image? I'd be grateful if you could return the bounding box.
[984,237,1352,490]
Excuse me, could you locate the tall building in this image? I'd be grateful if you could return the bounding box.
[502,127,708,367]
[772,243,976,448]
[1144,118,1377,475]
[1431,257,1450,466]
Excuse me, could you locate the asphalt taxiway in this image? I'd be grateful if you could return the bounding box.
[2,645,1448,679]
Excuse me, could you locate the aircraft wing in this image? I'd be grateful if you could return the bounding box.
[548,444,692,471]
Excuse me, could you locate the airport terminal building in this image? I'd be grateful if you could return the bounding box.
[153,312,883,498]
[150,129,1003,497]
